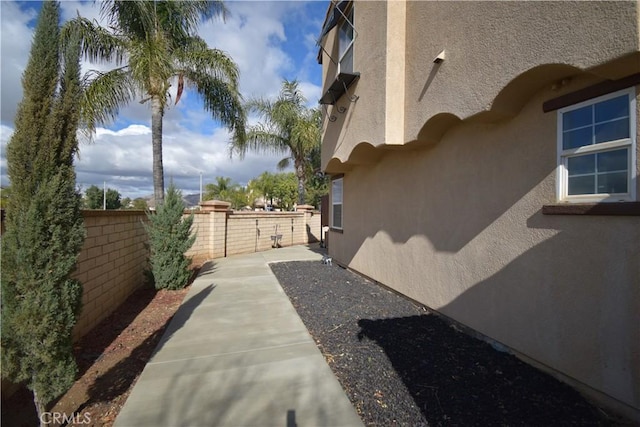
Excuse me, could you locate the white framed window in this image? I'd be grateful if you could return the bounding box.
[557,88,636,203]
[331,177,343,229]
[338,7,354,74]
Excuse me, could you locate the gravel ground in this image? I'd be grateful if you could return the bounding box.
[271,260,623,427]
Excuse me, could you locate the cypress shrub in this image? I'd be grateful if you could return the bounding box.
[145,183,196,290]
[1,1,85,422]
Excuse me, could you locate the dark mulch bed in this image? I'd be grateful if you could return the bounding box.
[271,260,624,427]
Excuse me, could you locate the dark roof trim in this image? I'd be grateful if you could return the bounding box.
[319,72,360,105]
[543,72,640,112]
[320,0,350,39]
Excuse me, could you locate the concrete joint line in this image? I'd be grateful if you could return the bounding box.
[147,340,312,366]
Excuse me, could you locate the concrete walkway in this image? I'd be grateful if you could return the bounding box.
[115,245,362,427]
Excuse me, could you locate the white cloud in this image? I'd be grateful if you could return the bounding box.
[95,125,151,138]
[0,1,324,200]
[0,125,14,187]
[75,123,286,198]
[200,1,300,99]
[298,81,323,107]
[0,2,37,126]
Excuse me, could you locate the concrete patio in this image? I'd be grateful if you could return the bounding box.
[115,245,362,427]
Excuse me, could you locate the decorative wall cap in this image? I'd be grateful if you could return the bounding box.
[295,204,315,212]
[200,200,231,212]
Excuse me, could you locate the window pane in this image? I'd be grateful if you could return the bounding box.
[563,105,592,130]
[332,204,342,228]
[595,95,628,123]
[338,10,353,59]
[332,178,343,228]
[597,172,628,194]
[340,45,353,74]
[332,179,343,203]
[563,126,592,149]
[567,154,595,176]
[597,149,627,173]
[594,118,629,143]
[339,25,352,55]
[568,175,595,195]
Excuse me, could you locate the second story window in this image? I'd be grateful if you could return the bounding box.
[338,7,354,74]
[318,2,359,106]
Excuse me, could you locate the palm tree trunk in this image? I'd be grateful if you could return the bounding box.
[295,161,305,205]
[151,96,165,206]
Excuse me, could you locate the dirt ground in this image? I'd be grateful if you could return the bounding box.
[1,284,189,427]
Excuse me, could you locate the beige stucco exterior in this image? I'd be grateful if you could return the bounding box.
[319,0,640,419]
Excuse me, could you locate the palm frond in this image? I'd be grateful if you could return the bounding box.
[245,97,275,118]
[175,38,239,91]
[184,69,245,140]
[291,117,321,159]
[99,1,156,41]
[127,35,173,103]
[281,79,306,106]
[62,17,127,65]
[245,126,288,152]
[80,68,137,135]
[231,80,321,168]
[175,74,184,105]
[99,1,226,46]
[159,1,228,40]
[277,157,292,170]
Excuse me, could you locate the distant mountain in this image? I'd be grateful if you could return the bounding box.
[183,193,201,208]
[140,193,201,209]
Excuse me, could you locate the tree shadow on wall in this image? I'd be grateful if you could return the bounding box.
[357,314,609,426]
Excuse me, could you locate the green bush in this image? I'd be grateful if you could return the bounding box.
[145,183,196,290]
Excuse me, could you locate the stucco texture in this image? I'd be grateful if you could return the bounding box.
[320,0,640,417]
[321,1,387,171]
[329,86,639,413]
[323,1,640,172]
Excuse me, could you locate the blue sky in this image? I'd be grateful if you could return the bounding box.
[0,0,328,199]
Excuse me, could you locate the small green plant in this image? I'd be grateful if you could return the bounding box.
[145,183,196,290]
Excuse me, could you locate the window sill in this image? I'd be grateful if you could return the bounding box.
[542,202,640,216]
[330,227,344,234]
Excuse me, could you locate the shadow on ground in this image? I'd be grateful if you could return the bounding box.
[73,284,216,421]
[357,314,611,426]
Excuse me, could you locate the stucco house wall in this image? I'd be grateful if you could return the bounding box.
[319,0,640,419]
[321,0,388,170]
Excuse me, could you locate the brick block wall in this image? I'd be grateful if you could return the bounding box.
[72,210,149,340]
[306,211,322,242]
[1,207,320,341]
[212,211,227,258]
[185,207,321,260]
[189,212,213,264]
[226,213,299,255]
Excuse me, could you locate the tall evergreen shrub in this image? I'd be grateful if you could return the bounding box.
[145,183,196,290]
[1,1,85,423]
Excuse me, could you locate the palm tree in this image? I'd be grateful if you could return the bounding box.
[230,79,321,205]
[63,0,245,205]
[204,176,233,200]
